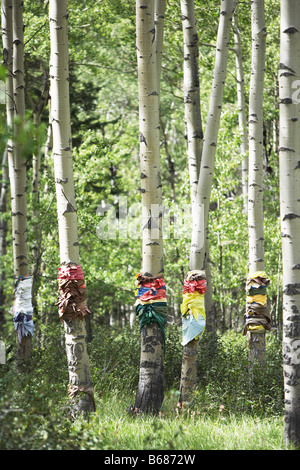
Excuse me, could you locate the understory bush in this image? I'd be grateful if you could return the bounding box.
[0,322,284,449]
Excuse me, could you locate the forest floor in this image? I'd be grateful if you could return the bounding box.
[0,327,294,451]
[70,392,288,451]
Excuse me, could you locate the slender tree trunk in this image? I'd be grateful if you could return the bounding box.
[133,0,166,414]
[279,0,300,447]
[179,0,237,403]
[2,0,34,369]
[181,0,203,217]
[179,0,204,404]
[0,149,8,332]
[1,0,13,335]
[233,8,248,213]
[196,0,237,270]
[49,0,95,415]
[245,0,269,367]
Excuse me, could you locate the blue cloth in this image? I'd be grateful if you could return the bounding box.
[13,312,34,343]
[181,314,205,346]
[137,285,166,297]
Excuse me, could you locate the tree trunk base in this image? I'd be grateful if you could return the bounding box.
[133,323,164,414]
[247,330,266,367]
[16,335,32,372]
[179,338,199,404]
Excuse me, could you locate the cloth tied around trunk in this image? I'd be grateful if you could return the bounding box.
[57,264,91,321]
[243,271,271,335]
[11,275,34,343]
[180,270,206,346]
[135,273,167,348]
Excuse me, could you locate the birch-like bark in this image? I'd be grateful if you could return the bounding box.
[11,0,28,278]
[0,149,8,331]
[155,0,166,96]
[1,0,13,334]
[179,0,203,403]
[196,0,237,270]
[49,0,95,415]
[247,0,267,366]
[181,0,203,214]
[179,0,236,404]
[233,9,248,213]
[4,0,33,367]
[180,0,204,271]
[134,0,165,414]
[279,0,300,447]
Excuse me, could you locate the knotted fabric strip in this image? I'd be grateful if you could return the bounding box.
[181,270,206,346]
[243,271,271,335]
[135,273,167,348]
[12,275,34,343]
[57,264,91,321]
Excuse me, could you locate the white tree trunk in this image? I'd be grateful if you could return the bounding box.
[181,0,203,217]
[155,0,166,96]
[246,0,268,365]
[179,0,204,404]
[133,0,166,414]
[11,0,28,278]
[233,9,248,213]
[3,0,34,368]
[49,0,95,415]
[279,0,300,447]
[180,0,204,273]
[196,0,237,270]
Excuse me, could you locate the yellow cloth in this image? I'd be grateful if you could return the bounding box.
[249,271,267,279]
[248,325,265,332]
[180,292,206,322]
[246,294,267,306]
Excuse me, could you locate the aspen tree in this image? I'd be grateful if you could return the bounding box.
[245,0,269,367]
[133,0,166,414]
[0,0,12,332]
[2,0,34,368]
[279,0,300,447]
[196,0,237,270]
[49,0,95,415]
[179,0,237,403]
[179,0,204,404]
[233,8,248,213]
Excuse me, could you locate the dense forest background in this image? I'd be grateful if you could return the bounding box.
[0,0,288,451]
[1,0,281,330]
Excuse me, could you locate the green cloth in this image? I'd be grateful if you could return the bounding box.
[246,286,267,296]
[136,302,167,350]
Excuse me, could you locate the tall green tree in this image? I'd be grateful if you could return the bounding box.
[245,0,270,367]
[133,0,167,414]
[49,0,95,415]
[179,0,237,403]
[2,0,34,369]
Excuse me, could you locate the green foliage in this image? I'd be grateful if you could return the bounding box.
[0,325,284,450]
[195,331,284,417]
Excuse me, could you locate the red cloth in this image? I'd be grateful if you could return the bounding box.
[58,264,84,280]
[182,279,207,294]
[137,277,166,302]
[138,289,167,302]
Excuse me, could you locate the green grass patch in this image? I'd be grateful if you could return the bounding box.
[0,324,292,450]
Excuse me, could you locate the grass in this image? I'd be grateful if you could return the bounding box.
[70,391,288,451]
[0,326,294,451]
